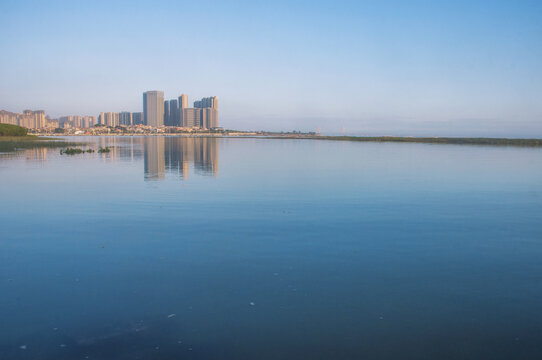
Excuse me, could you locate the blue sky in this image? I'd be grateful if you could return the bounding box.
[1,0,541,136]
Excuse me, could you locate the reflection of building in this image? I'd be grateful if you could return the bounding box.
[144,137,218,180]
[97,136,121,161]
[144,136,165,180]
[94,137,142,163]
[25,147,48,162]
[117,137,141,161]
[0,146,49,162]
[192,137,218,176]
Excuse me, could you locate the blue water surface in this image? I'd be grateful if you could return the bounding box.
[1,136,541,359]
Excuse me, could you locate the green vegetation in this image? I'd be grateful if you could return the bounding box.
[53,128,65,134]
[274,135,542,147]
[0,135,80,153]
[98,146,111,153]
[61,147,84,155]
[0,124,80,152]
[60,147,96,155]
[0,123,28,136]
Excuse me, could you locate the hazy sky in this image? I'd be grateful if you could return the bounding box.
[1,0,541,136]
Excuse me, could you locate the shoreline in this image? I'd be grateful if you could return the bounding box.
[36,133,542,147]
[269,135,542,147]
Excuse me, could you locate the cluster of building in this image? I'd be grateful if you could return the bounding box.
[59,115,96,129]
[0,110,98,129]
[97,92,218,129]
[96,112,143,127]
[0,90,219,131]
[143,91,218,129]
[0,110,47,128]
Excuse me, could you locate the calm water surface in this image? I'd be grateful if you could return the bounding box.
[1,136,542,359]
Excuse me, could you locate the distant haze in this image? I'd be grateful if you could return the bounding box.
[0,0,541,136]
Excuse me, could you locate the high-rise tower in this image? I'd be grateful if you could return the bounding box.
[143,91,165,127]
[169,99,178,126]
[178,94,188,126]
[178,94,188,109]
[164,100,170,126]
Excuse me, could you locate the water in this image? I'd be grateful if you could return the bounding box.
[1,136,542,359]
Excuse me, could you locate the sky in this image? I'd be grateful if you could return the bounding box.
[0,0,541,136]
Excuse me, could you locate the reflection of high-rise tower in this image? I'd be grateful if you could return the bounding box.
[25,147,47,162]
[209,138,218,176]
[180,137,194,179]
[144,137,218,180]
[193,137,218,176]
[144,137,165,180]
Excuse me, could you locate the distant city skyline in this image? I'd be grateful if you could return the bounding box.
[0,89,219,130]
[0,1,541,136]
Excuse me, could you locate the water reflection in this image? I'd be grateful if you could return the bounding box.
[25,147,48,161]
[144,137,218,180]
[3,138,542,360]
[0,147,49,162]
[144,137,165,180]
[166,137,218,179]
[0,136,219,180]
[120,136,219,180]
[95,136,142,162]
